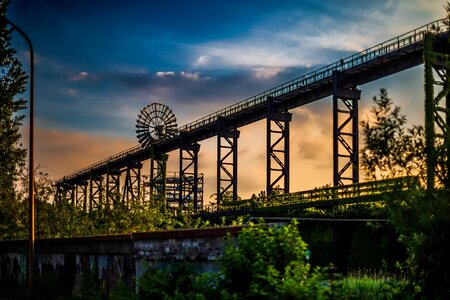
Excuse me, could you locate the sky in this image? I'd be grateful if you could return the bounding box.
[6,0,448,201]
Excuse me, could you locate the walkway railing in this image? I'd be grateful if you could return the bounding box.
[219,177,419,211]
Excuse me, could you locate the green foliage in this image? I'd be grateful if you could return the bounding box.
[72,260,102,300]
[361,88,425,181]
[332,274,408,300]
[387,189,450,299]
[134,223,330,299]
[1,168,217,239]
[110,278,137,300]
[138,263,216,300]
[0,0,28,239]
[220,221,328,299]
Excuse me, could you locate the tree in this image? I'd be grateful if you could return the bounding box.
[0,0,28,239]
[361,88,425,181]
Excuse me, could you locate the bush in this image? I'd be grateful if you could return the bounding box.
[138,262,217,300]
[387,189,450,299]
[219,221,329,299]
[135,222,330,299]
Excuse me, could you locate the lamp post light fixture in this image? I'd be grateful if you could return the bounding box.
[2,15,35,292]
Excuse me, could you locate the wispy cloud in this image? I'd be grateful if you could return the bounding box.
[190,0,446,75]
[181,71,201,80]
[156,71,175,77]
[68,71,90,81]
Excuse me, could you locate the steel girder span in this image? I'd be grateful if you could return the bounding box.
[55,19,449,210]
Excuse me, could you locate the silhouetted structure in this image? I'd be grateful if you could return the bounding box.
[55,19,449,211]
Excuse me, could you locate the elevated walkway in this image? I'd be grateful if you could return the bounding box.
[57,19,447,186]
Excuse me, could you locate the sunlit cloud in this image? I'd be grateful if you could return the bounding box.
[68,71,89,81]
[180,71,200,80]
[63,88,80,98]
[155,71,175,77]
[190,1,446,71]
[194,55,210,67]
[252,67,283,79]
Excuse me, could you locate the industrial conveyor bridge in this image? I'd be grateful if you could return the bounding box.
[55,18,449,211]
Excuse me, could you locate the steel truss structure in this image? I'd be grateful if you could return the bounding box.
[122,160,142,206]
[267,96,291,196]
[179,138,202,210]
[75,182,87,210]
[106,169,120,208]
[424,32,450,189]
[55,183,74,204]
[89,174,103,210]
[54,19,449,212]
[333,71,361,186]
[149,153,168,205]
[217,117,239,205]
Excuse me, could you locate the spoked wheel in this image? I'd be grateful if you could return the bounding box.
[136,102,178,148]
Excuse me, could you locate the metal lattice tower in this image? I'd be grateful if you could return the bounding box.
[179,137,201,210]
[424,32,450,190]
[106,169,120,209]
[57,183,75,204]
[89,174,103,210]
[122,161,142,206]
[75,182,87,210]
[333,71,361,186]
[217,117,239,205]
[150,153,168,205]
[266,96,291,196]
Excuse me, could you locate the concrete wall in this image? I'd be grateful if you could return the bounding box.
[0,226,243,296]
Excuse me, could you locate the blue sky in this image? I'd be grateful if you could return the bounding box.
[6,0,447,198]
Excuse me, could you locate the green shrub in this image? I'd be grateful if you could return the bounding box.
[387,189,450,299]
[72,260,102,300]
[220,221,329,299]
[110,278,137,300]
[138,263,218,300]
[135,222,330,299]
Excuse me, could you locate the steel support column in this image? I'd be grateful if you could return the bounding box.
[122,160,143,206]
[89,174,103,211]
[57,183,75,204]
[75,181,88,211]
[67,184,75,205]
[55,184,64,203]
[106,168,121,209]
[424,33,450,190]
[150,153,168,206]
[266,96,291,196]
[333,71,361,186]
[179,138,201,210]
[217,117,239,206]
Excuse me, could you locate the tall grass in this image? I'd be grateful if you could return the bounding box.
[334,272,409,300]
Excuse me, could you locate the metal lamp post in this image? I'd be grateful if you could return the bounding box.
[3,17,35,292]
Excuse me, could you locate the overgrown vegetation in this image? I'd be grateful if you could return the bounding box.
[387,189,450,299]
[0,0,28,241]
[104,222,406,300]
